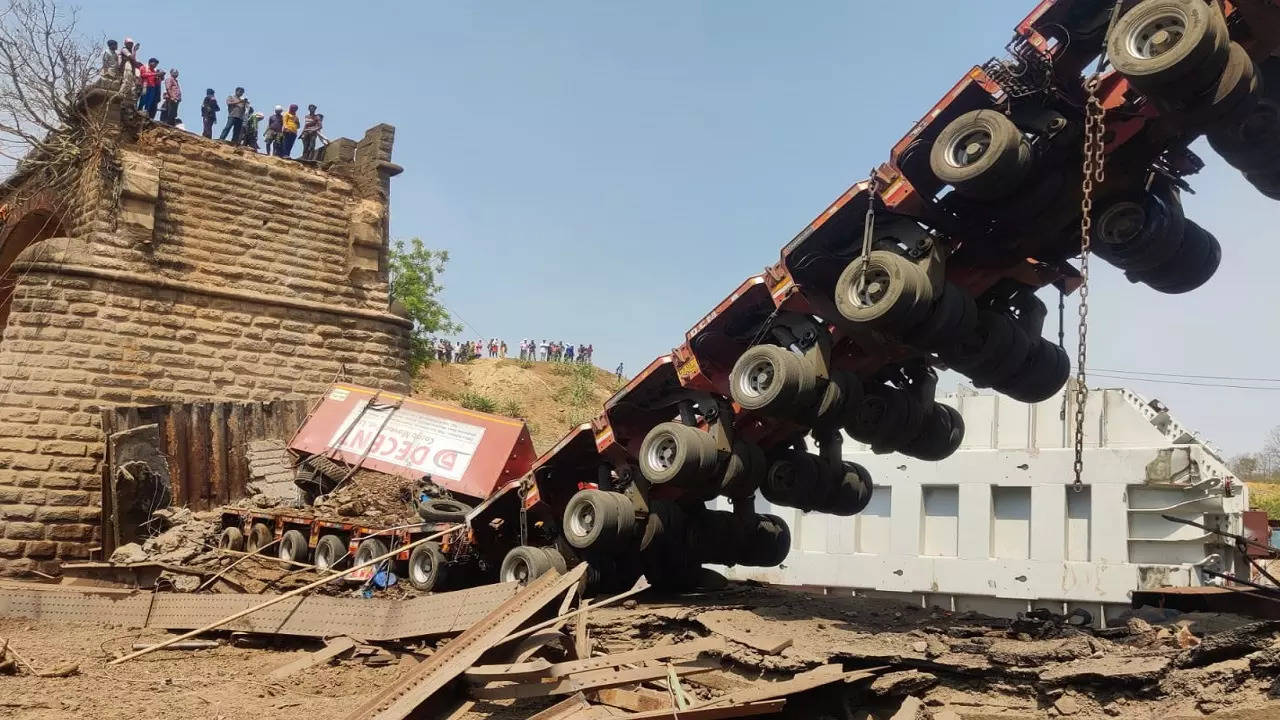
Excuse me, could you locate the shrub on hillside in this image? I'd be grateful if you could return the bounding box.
[459,392,497,413]
[499,399,523,418]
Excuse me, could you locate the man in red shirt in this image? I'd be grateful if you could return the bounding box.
[136,57,161,118]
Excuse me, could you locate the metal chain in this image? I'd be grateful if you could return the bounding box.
[1072,75,1106,493]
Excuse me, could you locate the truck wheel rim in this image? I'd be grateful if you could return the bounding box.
[847,265,892,308]
[569,502,596,539]
[411,553,433,586]
[1099,202,1146,246]
[737,358,776,399]
[506,558,531,584]
[946,128,991,168]
[646,432,679,472]
[1127,11,1187,61]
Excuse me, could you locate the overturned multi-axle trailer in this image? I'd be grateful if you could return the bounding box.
[225,0,1278,592]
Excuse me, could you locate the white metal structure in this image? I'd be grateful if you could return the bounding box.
[716,384,1248,624]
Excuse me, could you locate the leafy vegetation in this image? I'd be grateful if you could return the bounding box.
[388,237,462,372]
[499,398,523,418]
[459,391,497,413]
[1230,425,1280,516]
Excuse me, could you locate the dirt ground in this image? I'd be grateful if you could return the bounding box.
[6,582,1280,719]
[413,358,621,452]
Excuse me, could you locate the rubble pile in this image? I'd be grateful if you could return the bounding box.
[107,506,217,566]
[310,470,419,523]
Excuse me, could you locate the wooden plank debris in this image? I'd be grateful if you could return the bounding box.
[268,636,357,679]
[690,666,881,711]
[340,564,588,720]
[592,687,671,712]
[469,658,719,701]
[467,637,724,684]
[110,525,464,664]
[617,700,786,719]
[528,693,591,720]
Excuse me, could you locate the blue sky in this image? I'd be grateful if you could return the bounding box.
[80,1,1280,457]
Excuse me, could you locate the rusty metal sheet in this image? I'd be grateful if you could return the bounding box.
[470,658,719,700]
[0,580,520,640]
[343,564,587,720]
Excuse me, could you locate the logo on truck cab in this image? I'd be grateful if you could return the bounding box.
[328,406,486,482]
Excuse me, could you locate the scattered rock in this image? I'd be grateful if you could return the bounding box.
[889,696,926,720]
[1039,655,1170,686]
[1053,695,1080,715]
[622,599,637,610]
[911,641,928,653]
[108,543,146,564]
[870,670,938,697]
[931,710,961,720]
[924,640,946,658]
[336,501,365,517]
[988,636,1095,667]
[1175,621,1280,668]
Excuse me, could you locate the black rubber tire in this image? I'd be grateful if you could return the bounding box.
[638,422,718,486]
[741,514,791,568]
[279,529,309,564]
[846,383,911,449]
[761,450,824,509]
[1209,97,1280,172]
[314,534,348,570]
[640,501,699,591]
[945,311,1016,378]
[538,545,569,575]
[970,320,1033,388]
[1136,220,1221,293]
[819,460,874,516]
[499,545,557,585]
[608,492,637,544]
[305,455,348,484]
[729,344,811,416]
[562,489,623,551]
[246,522,273,554]
[354,537,390,567]
[811,370,852,431]
[1248,167,1280,200]
[685,509,740,566]
[903,283,977,348]
[901,404,966,461]
[1177,42,1258,129]
[720,440,765,499]
[929,109,1031,200]
[1107,0,1229,100]
[407,542,447,592]
[876,392,928,454]
[218,526,245,552]
[834,251,932,329]
[417,497,473,523]
[1091,188,1186,273]
[998,340,1071,404]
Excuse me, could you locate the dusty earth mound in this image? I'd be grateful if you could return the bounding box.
[412,358,622,452]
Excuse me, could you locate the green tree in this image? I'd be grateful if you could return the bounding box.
[388,238,461,372]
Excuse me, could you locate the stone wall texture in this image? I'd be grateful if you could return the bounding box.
[0,103,411,574]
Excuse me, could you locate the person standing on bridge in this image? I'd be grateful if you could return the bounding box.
[161,68,181,125]
[201,89,219,139]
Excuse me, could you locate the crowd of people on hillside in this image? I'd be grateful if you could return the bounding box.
[100,37,329,160]
[428,338,595,365]
[520,339,593,364]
